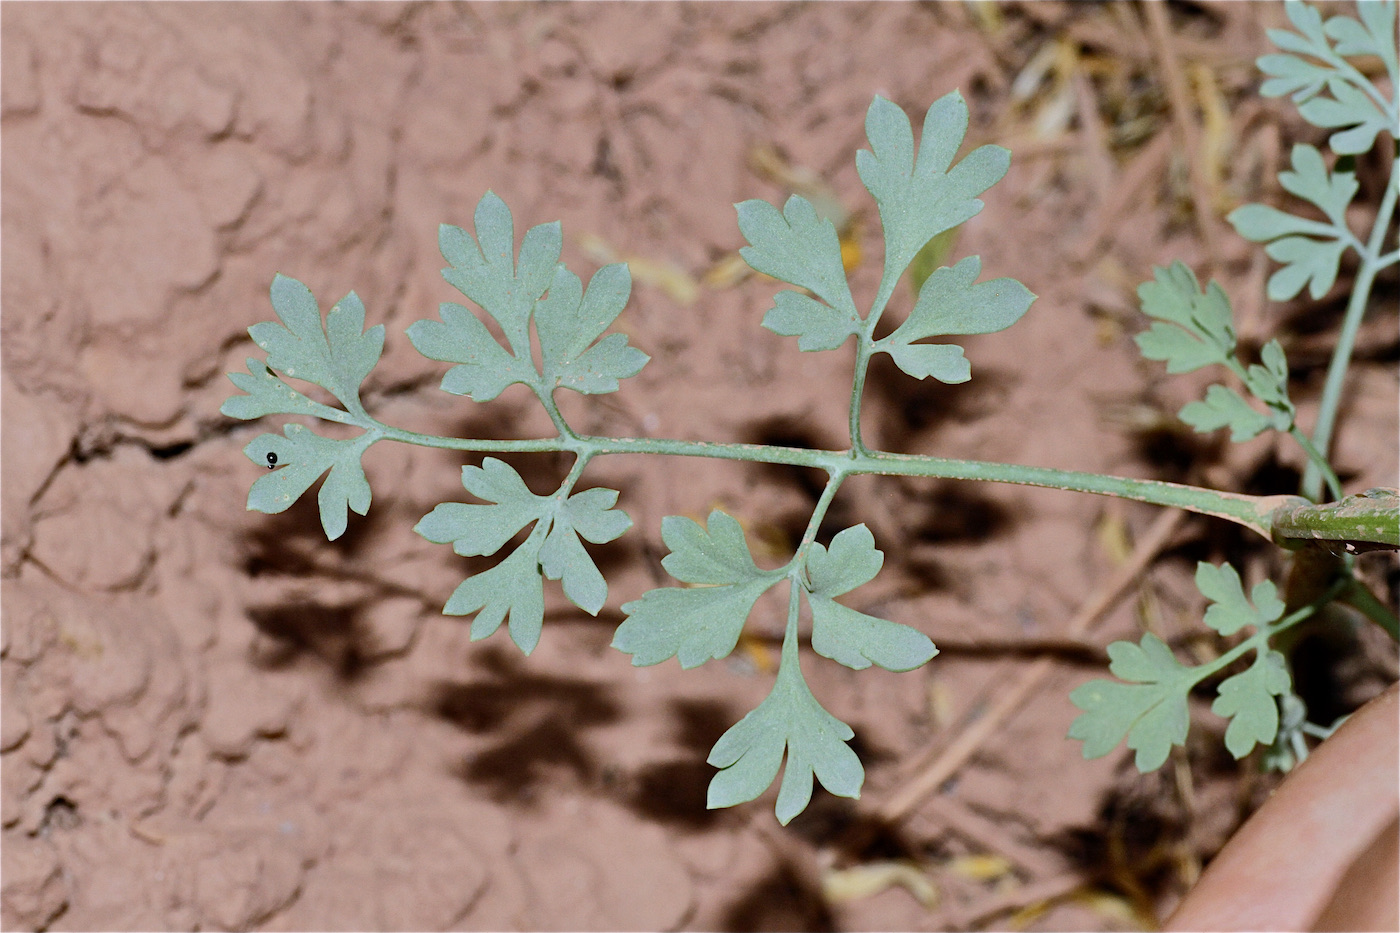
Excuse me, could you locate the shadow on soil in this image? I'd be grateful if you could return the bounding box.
[239,498,417,679]
[720,859,838,933]
[622,698,735,830]
[863,354,1017,451]
[1042,756,1251,917]
[427,644,621,805]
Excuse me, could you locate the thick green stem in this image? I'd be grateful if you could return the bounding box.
[1302,157,1399,500]
[1272,488,1400,551]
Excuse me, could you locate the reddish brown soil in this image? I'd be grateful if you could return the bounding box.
[3,3,1396,931]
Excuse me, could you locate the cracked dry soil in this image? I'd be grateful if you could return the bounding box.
[3,3,1396,931]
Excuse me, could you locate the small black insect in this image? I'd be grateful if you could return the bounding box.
[266,451,278,469]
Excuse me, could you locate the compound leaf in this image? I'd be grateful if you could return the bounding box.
[1068,634,1193,772]
[537,487,632,616]
[707,648,863,825]
[762,291,861,352]
[1257,2,1398,156]
[1214,649,1292,759]
[414,458,547,558]
[243,424,375,541]
[438,191,561,357]
[1197,561,1285,637]
[857,92,1010,293]
[612,511,783,668]
[1228,146,1359,304]
[1135,262,1235,372]
[442,539,547,654]
[535,263,649,395]
[805,524,937,673]
[1298,78,1391,155]
[1263,235,1349,301]
[739,195,858,319]
[1071,560,1292,771]
[406,302,533,402]
[248,276,385,413]
[222,358,347,422]
[1179,384,1273,442]
[414,458,549,653]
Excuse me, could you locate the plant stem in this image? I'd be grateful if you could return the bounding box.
[848,338,876,456]
[794,471,848,556]
[1193,578,1347,687]
[1288,427,1344,502]
[370,419,1293,539]
[1302,157,1400,500]
[1271,488,1400,550]
[1341,578,1400,641]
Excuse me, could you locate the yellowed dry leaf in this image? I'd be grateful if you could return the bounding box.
[576,233,700,306]
[945,853,1015,882]
[821,861,939,909]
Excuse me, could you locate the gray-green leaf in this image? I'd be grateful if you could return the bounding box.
[537,487,632,616]
[1135,262,1235,372]
[1213,649,1292,759]
[707,648,863,825]
[612,510,783,668]
[406,302,532,402]
[761,291,860,352]
[1197,562,1285,637]
[877,256,1033,383]
[805,524,883,597]
[1068,634,1193,772]
[248,276,385,413]
[243,424,376,541]
[222,358,348,422]
[809,598,937,672]
[438,191,561,357]
[739,195,858,318]
[1297,77,1391,155]
[804,524,937,672]
[1179,385,1273,442]
[535,263,649,395]
[885,343,971,384]
[442,539,547,653]
[893,256,1035,341]
[857,92,1010,297]
[414,458,547,558]
[1263,235,1349,301]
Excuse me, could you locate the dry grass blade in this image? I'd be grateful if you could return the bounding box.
[1142,0,1225,270]
[876,507,1188,823]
